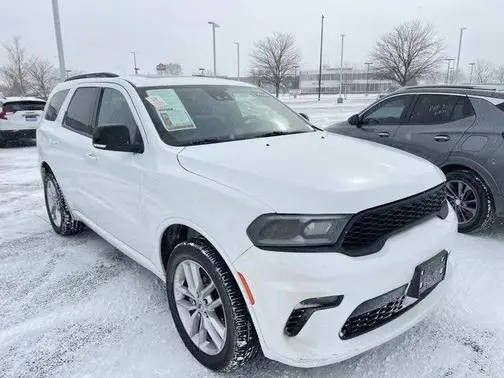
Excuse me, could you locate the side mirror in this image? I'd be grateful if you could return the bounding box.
[299,112,310,121]
[348,114,361,127]
[92,125,144,153]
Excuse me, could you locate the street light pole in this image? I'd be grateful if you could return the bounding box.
[234,42,240,80]
[51,0,66,80]
[364,62,372,96]
[338,34,345,103]
[293,64,299,90]
[208,21,220,77]
[317,15,324,101]
[445,58,454,84]
[468,62,475,84]
[131,51,139,75]
[455,27,467,83]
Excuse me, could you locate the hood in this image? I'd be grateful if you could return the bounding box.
[177,132,445,214]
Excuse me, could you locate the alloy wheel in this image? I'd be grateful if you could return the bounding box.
[446,179,479,225]
[173,259,227,355]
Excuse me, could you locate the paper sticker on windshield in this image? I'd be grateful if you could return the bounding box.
[146,89,196,131]
[146,95,167,109]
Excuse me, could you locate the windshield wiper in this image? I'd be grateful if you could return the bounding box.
[185,137,229,146]
[251,130,308,139]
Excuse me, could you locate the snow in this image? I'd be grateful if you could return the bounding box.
[1,97,504,376]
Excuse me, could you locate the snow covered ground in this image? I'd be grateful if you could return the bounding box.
[1,96,504,377]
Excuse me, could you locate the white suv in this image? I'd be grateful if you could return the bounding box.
[37,73,457,371]
[0,96,46,146]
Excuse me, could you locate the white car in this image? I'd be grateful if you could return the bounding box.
[37,73,457,371]
[0,96,46,146]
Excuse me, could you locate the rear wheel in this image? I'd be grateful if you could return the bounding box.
[166,240,259,371]
[446,170,495,233]
[43,171,83,235]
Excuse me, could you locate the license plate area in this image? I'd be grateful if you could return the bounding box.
[407,250,448,299]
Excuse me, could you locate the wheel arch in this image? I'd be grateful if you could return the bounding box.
[157,218,242,279]
[40,161,53,178]
[440,158,499,197]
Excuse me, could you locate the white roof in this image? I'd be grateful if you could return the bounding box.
[2,96,46,103]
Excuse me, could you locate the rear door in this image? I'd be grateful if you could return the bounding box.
[55,87,101,211]
[394,94,476,165]
[342,94,414,147]
[1,100,45,130]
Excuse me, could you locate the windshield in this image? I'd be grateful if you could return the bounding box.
[137,85,314,146]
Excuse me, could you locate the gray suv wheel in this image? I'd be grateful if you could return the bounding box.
[446,170,495,233]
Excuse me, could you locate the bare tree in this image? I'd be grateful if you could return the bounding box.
[27,58,59,99]
[494,65,504,84]
[249,68,265,87]
[165,63,182,76]
[0,37,31,96]
[371,20,444,86]
[473,60,494,84]
[250,32,301,97]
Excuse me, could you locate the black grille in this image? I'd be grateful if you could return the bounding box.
[340,286,407,340]
[340,184,446,254]
[284,308,311,337]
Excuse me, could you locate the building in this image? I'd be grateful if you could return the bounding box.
[299,67,395,95]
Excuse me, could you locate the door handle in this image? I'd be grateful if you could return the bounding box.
[378,132,390,138]
[50,139,59,146]
[85,152,97,160]
[434,135,450,142]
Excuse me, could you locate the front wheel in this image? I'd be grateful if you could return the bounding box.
[446,170,495,233]
[166,240,259,371]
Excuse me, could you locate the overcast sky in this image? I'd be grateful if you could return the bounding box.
[1,0,502,77]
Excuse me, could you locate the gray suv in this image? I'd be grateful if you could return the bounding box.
[327,86,504,233]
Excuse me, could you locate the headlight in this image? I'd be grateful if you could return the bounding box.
[247,214,350,248]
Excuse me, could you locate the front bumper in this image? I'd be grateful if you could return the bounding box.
[233,205,457,368]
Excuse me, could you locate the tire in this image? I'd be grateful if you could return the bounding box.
[446,169,495,233]
[43,171,83,235]
[166,240,259,372]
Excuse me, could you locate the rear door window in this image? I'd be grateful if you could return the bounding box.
[2,101,46,113]
[408,95,458,124]
[63,87,101,136]
[45,89,70,121]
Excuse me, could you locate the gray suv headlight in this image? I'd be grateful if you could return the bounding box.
[247,214,350,248]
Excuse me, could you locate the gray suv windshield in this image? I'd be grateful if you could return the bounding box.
[137,85,314,146]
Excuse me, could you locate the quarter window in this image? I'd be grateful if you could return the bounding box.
[97,88,140,143]
[361,95,412,125]
[451,96,475,121]
[408,95,458,124]
[63,87,100,136]
[45,89,69,121]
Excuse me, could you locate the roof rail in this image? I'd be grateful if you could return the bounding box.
[400,85,496,91]
[64,72,119,82]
